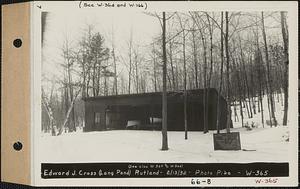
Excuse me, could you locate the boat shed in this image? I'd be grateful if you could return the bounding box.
[82,88,228,132]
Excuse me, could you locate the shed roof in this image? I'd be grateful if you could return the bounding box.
[82,88,223,102]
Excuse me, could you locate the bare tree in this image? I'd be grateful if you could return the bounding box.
[261,12,277,127]
[205,12,215,88]
[61,38,77,132]
[133,48,140,94]
[253,16,265,128]
[216,11,224,133]
[42,87,58,135]
[128,29,133,94]
[191,21,199,89]
[152,43,158,92]
[238,34,253,118]
[111,25,118,95]
[190,12,209,133]
[162,12,168,150]
[57,85,83,135]
[225,11,231,133]
[280,11,289,126]
[167,38,177,90]
[177,13,188,139]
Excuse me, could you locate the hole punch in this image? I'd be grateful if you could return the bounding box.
[13,38,22,48]
[13,141,23,151]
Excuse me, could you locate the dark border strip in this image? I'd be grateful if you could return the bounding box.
[41,162,289,179]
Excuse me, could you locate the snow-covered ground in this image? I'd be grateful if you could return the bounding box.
[39,127,289,163]
[39,93,290,163]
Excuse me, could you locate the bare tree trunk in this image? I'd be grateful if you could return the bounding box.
[92,57,97,97]
[232,57,244,127]
[168,40,176,90]
[134,51,139,94]
[177,14,188,139]
[216,12,224,133]
[206,13,214,134]
[96,59,102,96]
[281,11,289,126]
[239,36,253,118]
[262,12,277,127]
[103,65,108,96]
[182,29,188,140]
[167,72,172,90]
[128,31,133,94]
[152,43,158,92]
[64,82,69,131]
[225,12,231,133]
[111,26,118,95]
[192,25,199,89]
[258,53,265,128]
[86,71,91,97]
[206,13,214,88]
[254,22,265,127]
[65,41,76,132]
[120,75,126,94]
[82,71,86,98]
[233,100,239,122]
[175,61,179,91]
[249,56,257,115]
[42,88,57,136]
[191,12,208,133]
[79,52,87,98]
[58,86,82,135]
[201,31,208,134]
[140,74,146,93]
[161,12,168,150]
[239,98,244,127]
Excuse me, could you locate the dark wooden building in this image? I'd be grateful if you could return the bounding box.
[82,88,228,132]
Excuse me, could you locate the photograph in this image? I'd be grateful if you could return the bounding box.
[40,8,291,165]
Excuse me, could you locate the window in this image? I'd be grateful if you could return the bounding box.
[95,112,101,124]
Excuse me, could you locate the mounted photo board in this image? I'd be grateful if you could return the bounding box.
[1,1,298,187]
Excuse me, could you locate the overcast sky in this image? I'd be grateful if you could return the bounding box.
[42,10,161,83]
[41,9,285,93]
